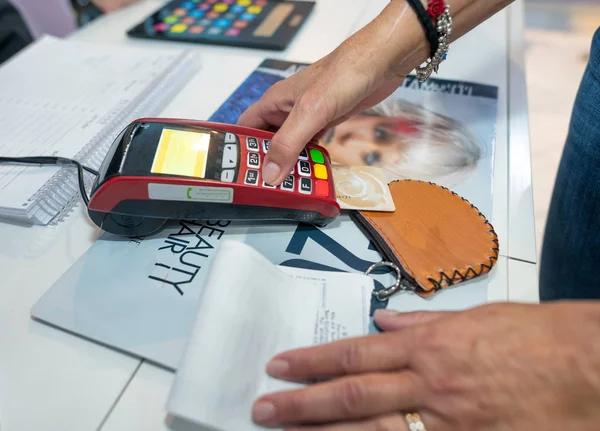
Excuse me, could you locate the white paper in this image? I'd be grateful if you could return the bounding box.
[0,36,191,214]
[166,240,373,431]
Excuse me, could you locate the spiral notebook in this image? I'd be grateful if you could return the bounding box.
[0,35,197,225]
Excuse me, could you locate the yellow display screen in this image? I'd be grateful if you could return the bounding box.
[151,128,211,178]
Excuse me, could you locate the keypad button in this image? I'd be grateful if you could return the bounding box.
[300,178,312,195]
[314,164,328,180]
[315,179,329,196]
[299,148,308,160]
[246,136,259,150]
[298,160,311,177]
[207,26,222,35]
[221,169,235,183]
[248,152,260,168]
[245,169,259,185]
[170,23,188,33]
[213,3,228,12]
[310,149,325,164]
[263,181,276,188]
[222,144,237,169]
[281,175,294,192]
[262,139,270,152]
[224,133,237,144]
[225,28,240,36]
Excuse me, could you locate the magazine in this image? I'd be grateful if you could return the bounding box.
[31,60,499,370]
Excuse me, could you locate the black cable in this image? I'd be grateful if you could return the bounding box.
[0,156,98,206]
[406,0,439,60]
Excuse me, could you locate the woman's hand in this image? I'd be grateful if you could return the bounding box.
[237,1,428,185]
[251,302,600,430]
[92,0,137,13]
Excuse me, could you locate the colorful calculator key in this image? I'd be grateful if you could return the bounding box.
[213,3,228,12]
[246,5,262,14]
[230,5,245,13]
[170,23,188,32]
[182,1,195,8]
[241,12,256,20]
[198,3,211,10]
[173,7,187,15]
[234,20,248,28]
[182,16,195,24]
[154,22,169,31]
[255,0,267,5]
[207,11,220,18]
[189,25,205,33]
[225,28,241,36]
[163,15,179,23]
[214,18,232,27]
[189,9,205,17]
[237,0,251,5]
[207,27,223,34]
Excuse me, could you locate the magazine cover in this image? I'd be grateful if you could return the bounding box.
[31,60,499,370]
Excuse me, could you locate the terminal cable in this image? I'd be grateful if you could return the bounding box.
[0,156,98,206]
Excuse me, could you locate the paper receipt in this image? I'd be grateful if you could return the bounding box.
[332,165,396,212]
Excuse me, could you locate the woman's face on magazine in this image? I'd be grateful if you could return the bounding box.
[320,114,415,167]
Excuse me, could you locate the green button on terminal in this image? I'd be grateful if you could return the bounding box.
[309,149,324,164]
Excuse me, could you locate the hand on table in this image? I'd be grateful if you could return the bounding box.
[92,0,138,13]
[251,302,600,430]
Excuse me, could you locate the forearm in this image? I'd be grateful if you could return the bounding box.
[350,0,516,81]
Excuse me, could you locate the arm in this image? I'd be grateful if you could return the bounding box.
[238,0,516,185]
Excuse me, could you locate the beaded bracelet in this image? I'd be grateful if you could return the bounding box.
[405,0,453,82]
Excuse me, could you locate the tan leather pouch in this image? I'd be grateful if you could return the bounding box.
[351,180,499,299]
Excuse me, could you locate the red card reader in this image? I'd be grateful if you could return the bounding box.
[86,118,341,236]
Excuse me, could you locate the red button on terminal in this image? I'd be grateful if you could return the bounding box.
[315,180,329,196]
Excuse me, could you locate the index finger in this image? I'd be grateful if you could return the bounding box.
[265,331,417,382]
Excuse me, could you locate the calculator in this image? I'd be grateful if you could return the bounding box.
[126,0,316,51]
[87,118,341,236]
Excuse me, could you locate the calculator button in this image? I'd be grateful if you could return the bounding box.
[224,133,237,144]
[199,3,211,10]
[222,144,237,168]
[299,148,308,160]
[207,11,220,18]
[246,137,259,150]
[182,16,195,24]
[225,28,240,36]
[199,18,213,25]
[213,3,228,12]
[247,5,262,13]
[214,18,232,27]
[164,15,179,23]
[300,178,312,195]
[255,0,267,5]
[247,152,260,168]
[310,149,325,164]
[170,23,188,33]
[245,170,259,185]
[298,160,311,177]
[231,5,245,13]
[189,9,205,18]
[189,25,205,34]
[174,8,187,15]
[237,0,251,5]
[154,23,169,31]
[281,175,294,192]
[263,181,276,188]
[207,26,222,35]
[241,12,256,20]
[221,169,235,183]
[262,139,270,152]
[314,164,328,180]
[315,180,329,197]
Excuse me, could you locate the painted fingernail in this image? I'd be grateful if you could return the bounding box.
[252,401,276,423]
[266,359,289,377]
[262,161,281,185]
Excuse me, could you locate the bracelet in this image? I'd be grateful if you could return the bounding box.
[405,0,439,60]
[405,0,453,83]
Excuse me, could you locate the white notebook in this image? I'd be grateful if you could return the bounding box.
[0,35,197,225]
[166,240,374,431]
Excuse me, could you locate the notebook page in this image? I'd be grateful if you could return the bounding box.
[0,36,190,211]
[167,240,373,431]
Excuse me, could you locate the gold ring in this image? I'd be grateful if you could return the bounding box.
[405,413,427,431]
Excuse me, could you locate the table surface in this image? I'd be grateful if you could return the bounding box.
[0,0,540,429]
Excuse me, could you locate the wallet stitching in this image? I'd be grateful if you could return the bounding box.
[368,179,500,295]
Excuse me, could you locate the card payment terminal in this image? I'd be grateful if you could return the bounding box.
[87,118,341,236]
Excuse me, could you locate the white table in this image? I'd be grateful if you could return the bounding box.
[0,0,539,429]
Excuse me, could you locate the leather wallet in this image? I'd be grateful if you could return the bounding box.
[351,180,499,299]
